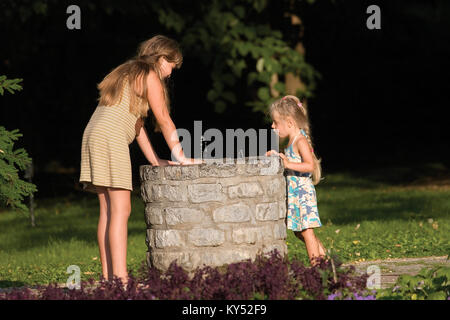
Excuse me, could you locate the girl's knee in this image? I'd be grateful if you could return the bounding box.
[107,188,131,217]
[97,187,110,212]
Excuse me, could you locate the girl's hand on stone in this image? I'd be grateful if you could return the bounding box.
[180,157,203,165]
[278,152,290,167]
[266,150,279,156]
[154,158,180,166]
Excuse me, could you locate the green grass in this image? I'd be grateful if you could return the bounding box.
[0,166,449,288]
[289,168,450,265]
[0,193,148,288]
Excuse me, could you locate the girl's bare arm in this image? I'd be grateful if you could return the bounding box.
[284,137,315,173]
[145,71,186,163]
[135,117,161,165]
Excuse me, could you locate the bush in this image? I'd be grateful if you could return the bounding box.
[0,250,372,300]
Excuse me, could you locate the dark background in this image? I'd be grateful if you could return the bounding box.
[1,0,448,198]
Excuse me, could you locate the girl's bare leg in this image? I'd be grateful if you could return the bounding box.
[106,187,131,285]
[295,230,327,257]
[96,186,113,281]
[300,228,321,266]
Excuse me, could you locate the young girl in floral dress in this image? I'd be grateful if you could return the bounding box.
[266,95,327,266]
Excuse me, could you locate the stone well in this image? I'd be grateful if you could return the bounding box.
[139,156,287,272]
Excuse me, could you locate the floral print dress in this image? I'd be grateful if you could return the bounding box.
[284,129,322,232]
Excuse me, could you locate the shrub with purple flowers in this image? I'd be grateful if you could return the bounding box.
[0,250,370,300]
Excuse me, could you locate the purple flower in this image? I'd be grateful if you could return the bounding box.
[327,292,341,300]
[353,293,363,300]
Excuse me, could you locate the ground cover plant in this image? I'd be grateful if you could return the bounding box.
[1,250,376,300]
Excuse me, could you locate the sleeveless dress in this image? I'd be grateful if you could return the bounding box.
[284,129,322,231]
[79,79,140,193]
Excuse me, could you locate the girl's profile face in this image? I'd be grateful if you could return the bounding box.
[158,57,176,79]
[271,111,290,138]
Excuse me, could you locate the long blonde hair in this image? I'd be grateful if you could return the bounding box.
[269,95,322,185]
[97,35,183,131]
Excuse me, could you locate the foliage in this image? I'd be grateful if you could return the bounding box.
[376,264,450,300]
[0,250,370,300]
[0,75,23,96]
[0,126,37,213]
[151,0,320,115]
[0,75,37,213]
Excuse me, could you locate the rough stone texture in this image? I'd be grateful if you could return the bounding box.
[213,203,251,223]
[228,182,264,198]
[140,156,287,272]
[256,202,279,221]
[165,207,205,226]
[188,228,225,247]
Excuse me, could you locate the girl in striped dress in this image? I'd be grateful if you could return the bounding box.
[79,35,201,285]
[266,95,327,266]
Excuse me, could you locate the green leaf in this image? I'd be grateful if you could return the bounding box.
[426,291,447,300]
[222,91,236,104]
[273,81,285,93]
[236,42,249,56]
[256,58,264,73]
[207,89,218,102]
[257,87,270,101]
[253,0,268,13]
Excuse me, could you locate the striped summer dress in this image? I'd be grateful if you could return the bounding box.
[79,79,141,193]
[284,129,322,231]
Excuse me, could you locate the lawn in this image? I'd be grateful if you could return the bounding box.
[0,164,449,288]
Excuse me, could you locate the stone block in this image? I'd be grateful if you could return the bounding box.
[165,207,205,226]
[192,249,256,268]
[164,165,199,180]
[278,200,287,219]
[187,228,225,246]
[150,184,188,202]
[145,206,164,225]
[256,202,279,221]
[273,221,287,240]
[255,224,273,242]
[140,165,161,181]
[150,251,194,271]
[228,182,263,199]
[264,176,285,197]
[188,183,226,203]
[213,203,251,222]
[232,227,258,244]
[153,229,184,248]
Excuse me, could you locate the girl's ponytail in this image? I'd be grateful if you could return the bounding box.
[304,127,322,185]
